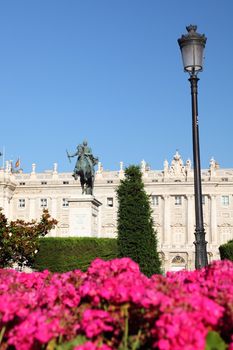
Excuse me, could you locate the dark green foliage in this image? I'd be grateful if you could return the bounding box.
[33,237,118,272]
[116,165,161,276]
[0,209,57,268]
[219,240,233,261]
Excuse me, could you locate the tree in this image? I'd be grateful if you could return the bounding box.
[116,165,161,276]
[0,209,57,269]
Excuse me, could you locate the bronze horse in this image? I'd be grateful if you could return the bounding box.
[68,143,98,195]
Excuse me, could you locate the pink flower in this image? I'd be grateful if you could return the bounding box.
[81,309,115,338]
[74,342,113,350]
[0,259,232,349]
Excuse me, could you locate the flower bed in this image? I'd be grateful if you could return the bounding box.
[0,258,232,349]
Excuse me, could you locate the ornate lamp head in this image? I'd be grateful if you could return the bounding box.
[178,25,207,74]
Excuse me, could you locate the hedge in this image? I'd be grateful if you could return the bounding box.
[219,239,233,261]
[33,237,118,272]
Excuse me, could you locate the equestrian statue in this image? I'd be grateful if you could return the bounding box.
[67,140,98,195]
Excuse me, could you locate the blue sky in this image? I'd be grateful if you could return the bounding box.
[0,0,232,173]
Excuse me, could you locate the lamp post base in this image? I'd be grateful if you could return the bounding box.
[194,228,208,269]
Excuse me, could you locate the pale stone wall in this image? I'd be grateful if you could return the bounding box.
[0,152,233,272]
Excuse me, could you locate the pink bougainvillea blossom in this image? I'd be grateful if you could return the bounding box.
[0,259,232,349]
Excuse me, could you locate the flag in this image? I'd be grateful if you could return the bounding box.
[15,158,20,168]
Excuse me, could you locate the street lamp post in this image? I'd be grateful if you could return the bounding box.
[178,25,208,269]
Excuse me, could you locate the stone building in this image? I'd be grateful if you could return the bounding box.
[0,151,232,272]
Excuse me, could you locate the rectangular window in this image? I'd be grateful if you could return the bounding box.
[62,198,69,207]
[19,182,25,186]
[152,195,159,206]
[221,195,229,206]
[107,180,113,184]
[107,197,113,207]
[175,196,182,206]
[18,199,25,208]
[41,181,47,185]
[40,198,48,208]
[63,181,69,185]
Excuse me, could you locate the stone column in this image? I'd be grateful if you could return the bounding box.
[186,195,194,244]
[51,197,57,218]
[2,185,13,219]
[29,198,36,220]
[9,196,14,220]
[163,252,170,272]
[50,197,58,236]
[97,204,102,238]
[3,195,10,218]
[163,195,170,244]
[210,195,217,244]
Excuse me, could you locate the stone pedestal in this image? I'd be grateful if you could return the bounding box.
[68,196,102,237]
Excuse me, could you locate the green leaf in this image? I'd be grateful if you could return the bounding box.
[55,335,87,350]
[205,331,227,350]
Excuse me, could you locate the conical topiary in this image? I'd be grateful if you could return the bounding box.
[116,165,161,276]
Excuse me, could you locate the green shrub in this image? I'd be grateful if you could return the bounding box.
[33,237,118,272]
[116,165,161,276]
[219,240,233,261]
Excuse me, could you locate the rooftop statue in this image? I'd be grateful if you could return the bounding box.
[67,140,98,195]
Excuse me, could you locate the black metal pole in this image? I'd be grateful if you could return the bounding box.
[189,74,208,269]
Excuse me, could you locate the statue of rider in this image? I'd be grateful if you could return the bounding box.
[68,144,83,180]
[67,140,98,193]
[82,140,97,177]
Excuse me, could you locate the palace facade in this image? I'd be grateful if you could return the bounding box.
[0,151,233,272]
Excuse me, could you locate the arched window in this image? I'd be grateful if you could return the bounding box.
[171,255,185,264]
[170,255,186,272]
